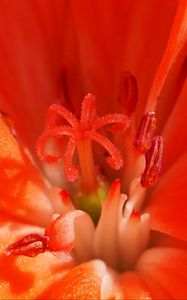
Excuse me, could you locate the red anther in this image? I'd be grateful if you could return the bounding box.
[130,209,140,220]
[5,233,49,257]
[118,71,138,115]
[134,112,156,152]
[37,94,129,182]
[141,136,163,188]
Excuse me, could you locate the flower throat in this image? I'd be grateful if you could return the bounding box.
[6,73,164,271]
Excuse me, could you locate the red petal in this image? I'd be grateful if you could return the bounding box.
[119,271,170,299]
[0,0,64,150]
[146,1,187,122]
[144,152,187,241]
[136,247,187,299]
[0,117,53,225]
[162,78,187,169]
[37,260,119,300]
[69,1,178,118]
[0,215,73,299]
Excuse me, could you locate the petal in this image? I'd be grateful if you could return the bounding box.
[0,0,64,150]
[37,260,119,300]
[69,0,178,118]
[119,271,170,300]
[162,77,187,169]
[0,215,73,299]
[146,0,187,123]
[144,151,187,241]
[136,247,187,299]
[0,117,53,226]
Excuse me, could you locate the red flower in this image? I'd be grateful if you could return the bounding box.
[0,1,187,299]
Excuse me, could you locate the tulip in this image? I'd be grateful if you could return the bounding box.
[0,0,187,299]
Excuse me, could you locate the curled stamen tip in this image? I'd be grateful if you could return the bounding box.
[141,136,163,188]
[135,111,156,152]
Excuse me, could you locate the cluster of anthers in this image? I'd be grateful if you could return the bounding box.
[5,72,163,271]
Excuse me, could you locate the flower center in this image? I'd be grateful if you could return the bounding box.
[37,93,129,223]
[6,74,164,272]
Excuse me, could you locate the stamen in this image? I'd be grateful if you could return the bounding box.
[141,136,163,187]
[37,94,129,191]
[5,233,49,257]
[134,112,156,152]
[118,71,138,115]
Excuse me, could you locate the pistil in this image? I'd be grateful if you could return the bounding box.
[37,93,129,222]
[77,139,97,193]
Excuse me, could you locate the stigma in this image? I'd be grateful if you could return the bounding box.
[37,93,129,194]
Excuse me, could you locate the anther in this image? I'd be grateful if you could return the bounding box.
[5,233,49,257]
[134,112,156,152]
[141,136,163,187]
[118,71,138,115]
